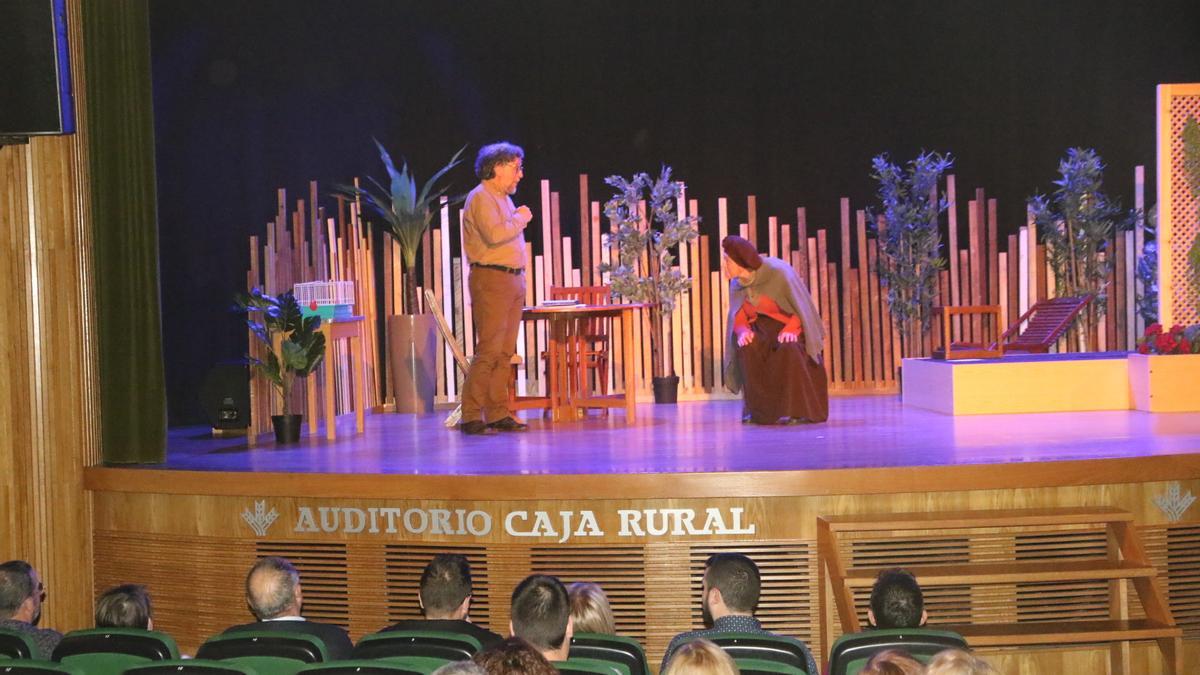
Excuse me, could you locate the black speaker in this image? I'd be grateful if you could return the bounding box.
[0,0,75,137]
[200,362,251,430]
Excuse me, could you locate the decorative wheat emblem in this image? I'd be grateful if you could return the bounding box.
[1153,482,1196,523]
[241,500,279,537]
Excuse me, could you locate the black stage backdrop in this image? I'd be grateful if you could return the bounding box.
[151,0,1200,425]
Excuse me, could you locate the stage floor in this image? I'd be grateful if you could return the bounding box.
[152,395,1200,477]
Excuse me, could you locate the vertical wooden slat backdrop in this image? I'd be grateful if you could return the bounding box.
[247,169,1150,408]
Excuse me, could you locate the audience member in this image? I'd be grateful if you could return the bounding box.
[431,661,488,675]
[924,648,1000,675]
[508,575,572,662]
[857,648,924,675]
[661,553,817,674]
[382,554,502,649]
[95,584,153,629]
[223,556,353,659]
[473,636,558,675]
[661,638,739,675]
[868,568,926,629]
[0,560,62,658]
[567,582,616,635]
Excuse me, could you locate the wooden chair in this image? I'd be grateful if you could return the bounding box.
[993,294,1093,353]
[932,294,1093,360]
[549,286,612,412]
[932,305,1004,360]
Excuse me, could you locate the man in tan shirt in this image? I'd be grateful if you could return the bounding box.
[460,142,533,435]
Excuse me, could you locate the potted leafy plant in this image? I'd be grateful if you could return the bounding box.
[1028,148,1134,351]
[236,288,326,443]
[338,139,465,413]
[599,166,700,403]
[870,151,954,358]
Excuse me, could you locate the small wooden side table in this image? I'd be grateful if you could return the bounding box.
[306,315,367,439]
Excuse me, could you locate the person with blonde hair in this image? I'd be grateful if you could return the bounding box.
[924,648,1000,675]
[857,649,924,675]
[567,582,616,635]
[662,639,739,675]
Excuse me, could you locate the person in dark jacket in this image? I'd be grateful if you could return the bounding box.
[224,556,353,659]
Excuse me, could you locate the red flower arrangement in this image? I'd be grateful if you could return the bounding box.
[1136,323,1200,355]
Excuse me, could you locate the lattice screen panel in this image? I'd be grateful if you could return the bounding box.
[529,545,649,642]
[380,544,492,627]
[1158,84,1200,327]
[688,542,819,646]
[256,541,350,628]
[1142,524,1200,639]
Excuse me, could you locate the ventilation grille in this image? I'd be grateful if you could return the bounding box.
[1014,528,1109,623]
[255,541,350,628]
[94,531,254,651]
[381,544,491,627]
[838,524,1132,631]
[688,543,818,645]
[848,535,972,627]
[529,546,648,642]
[1143,523,1200,638]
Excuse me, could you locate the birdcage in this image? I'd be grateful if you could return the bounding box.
[294,280,355,320]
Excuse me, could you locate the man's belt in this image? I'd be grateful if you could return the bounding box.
[472,263,524,275]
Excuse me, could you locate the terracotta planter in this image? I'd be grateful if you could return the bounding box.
[1128,353,1200,412]
[388,313,439,414]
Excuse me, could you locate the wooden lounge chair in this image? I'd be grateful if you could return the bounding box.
[932,294,1093,359]
[992,294,1094,354]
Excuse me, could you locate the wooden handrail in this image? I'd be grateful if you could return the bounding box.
[816,506,1182,674]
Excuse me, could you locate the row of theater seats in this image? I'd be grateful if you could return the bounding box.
[0,624,970,675]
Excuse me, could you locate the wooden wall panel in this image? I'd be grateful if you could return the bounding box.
[89,476,1200,671]
[0,0,100,634]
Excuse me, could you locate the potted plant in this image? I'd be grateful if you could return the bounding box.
[599,166,700,403]
[869,151,954,359]
[338,139,465,413]
[235,288,326,443]
[1028,148,1135,351]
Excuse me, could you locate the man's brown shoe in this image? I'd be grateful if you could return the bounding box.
[460,420,496,435]
[488,416,529,432]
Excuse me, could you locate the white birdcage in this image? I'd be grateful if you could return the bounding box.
[294,280,355,320]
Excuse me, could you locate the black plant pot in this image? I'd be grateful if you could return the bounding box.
[652,375,680,404]
[271,414,303,444]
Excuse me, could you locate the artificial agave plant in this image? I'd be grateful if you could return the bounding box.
[338,139,465,313]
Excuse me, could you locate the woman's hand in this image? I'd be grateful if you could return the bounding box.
[737,330,755,346]
[778,330,799,343]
